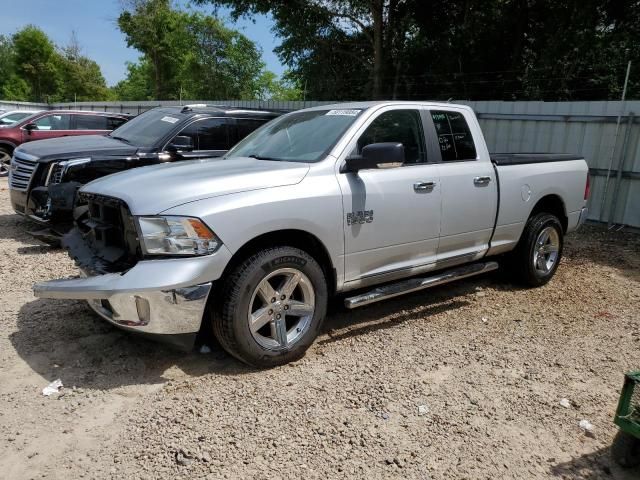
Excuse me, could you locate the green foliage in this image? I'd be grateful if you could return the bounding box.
[200,0,640,101]
[0,27,110,102]
[12,25,60,102]
[180,14,266,99]
[255,71,303,100]
[118,0,188,99]
[0,35,15,96]
[112,60,155,101]
[116,0,273,100]
[2,75,31,101]
[56,38,111,102]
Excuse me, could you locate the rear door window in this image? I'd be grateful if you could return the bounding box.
[430,110,477,161]
[107,116,128,130]
[33,114,72,131]
[235,118,268,144]
[74,115,109,130]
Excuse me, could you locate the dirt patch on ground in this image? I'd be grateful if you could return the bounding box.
[0,178,639,479]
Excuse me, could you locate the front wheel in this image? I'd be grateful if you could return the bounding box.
[511,212,564,287]
[212,246,328,367]
[0,147,11,177]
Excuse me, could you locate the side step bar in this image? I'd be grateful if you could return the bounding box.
[344,261,499,309]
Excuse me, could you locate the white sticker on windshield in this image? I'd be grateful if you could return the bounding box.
[326,109,360,116]
[160,116,179,124]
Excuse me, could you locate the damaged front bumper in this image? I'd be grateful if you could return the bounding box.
[33,244,233,348]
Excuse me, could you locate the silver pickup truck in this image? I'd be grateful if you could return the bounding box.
[34,101,590,367]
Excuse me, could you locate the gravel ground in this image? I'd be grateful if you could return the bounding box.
[1,177,639,480]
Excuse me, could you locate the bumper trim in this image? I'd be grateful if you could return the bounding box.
[577,206,589,229]
[85,282,212,335]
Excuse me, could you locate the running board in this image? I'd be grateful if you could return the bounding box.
[344,261,499,309]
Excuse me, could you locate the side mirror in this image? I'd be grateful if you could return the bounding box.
[343,142,405,172]
[23,123,37,133]
[166,135,194,152]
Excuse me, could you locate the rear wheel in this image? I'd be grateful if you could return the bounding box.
[0,147,11,177]
[212,246,328,367]
[511,212,564,287]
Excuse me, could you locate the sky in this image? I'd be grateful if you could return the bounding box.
[0,0,286,86]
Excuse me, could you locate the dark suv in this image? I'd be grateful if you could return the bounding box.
[8,105,282,234]
[0,110,131,176]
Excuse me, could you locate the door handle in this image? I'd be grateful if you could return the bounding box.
[473,176,492,186]
[414,181,436,192]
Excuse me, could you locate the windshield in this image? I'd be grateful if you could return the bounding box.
[108,108,186,147]
[225,109,363,162]
[0,111,38,126]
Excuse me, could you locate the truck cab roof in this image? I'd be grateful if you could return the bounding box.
[304,100,474,112]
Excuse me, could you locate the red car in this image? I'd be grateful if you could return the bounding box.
[0,110,131,176]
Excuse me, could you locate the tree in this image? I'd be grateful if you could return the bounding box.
[200,0,640,101]
[254,70,302,100]
[12,26,60,101]
[117,1,271,100]
[2,75,31,101]
[0,35,15,97]
[118,0,190,99]
[56,32,110,101]
[197,0,419,99]
[181,14,266,99]
[112,60,155,100]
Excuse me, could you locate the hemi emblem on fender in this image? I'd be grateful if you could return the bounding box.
[347,210,374,225]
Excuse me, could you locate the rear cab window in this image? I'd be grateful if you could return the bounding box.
[430,110,477,161]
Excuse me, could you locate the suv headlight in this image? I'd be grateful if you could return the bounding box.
[137,216,222,256]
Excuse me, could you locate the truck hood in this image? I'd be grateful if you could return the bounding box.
[81,157,310,214]
[17,135,137,162]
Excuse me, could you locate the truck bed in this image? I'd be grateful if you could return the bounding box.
[490,153,583,166]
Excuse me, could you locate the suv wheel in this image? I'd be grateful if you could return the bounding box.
[511,212,564,287]
[0,147,11,177]
[212,246,328,367]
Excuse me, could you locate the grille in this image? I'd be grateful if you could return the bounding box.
[74,192,140,272]
[9,152,39,191]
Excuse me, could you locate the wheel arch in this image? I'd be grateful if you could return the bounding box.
[529,194,568,232]
[0,140,17,153]
[222,229,337,296]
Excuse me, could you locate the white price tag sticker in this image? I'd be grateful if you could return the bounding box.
[326,109,360,116]
[160,116,179,124]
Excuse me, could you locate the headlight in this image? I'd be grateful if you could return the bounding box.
[137,216,222,256]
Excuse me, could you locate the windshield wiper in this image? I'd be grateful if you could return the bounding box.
[248,154,282,161]
[109,135,132,145]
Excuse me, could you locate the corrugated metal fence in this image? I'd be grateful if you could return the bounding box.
[2,99,639,227]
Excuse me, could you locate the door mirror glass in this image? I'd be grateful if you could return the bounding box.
[344,142,405,172]
[167,135,194,152]
[23,123,37,132]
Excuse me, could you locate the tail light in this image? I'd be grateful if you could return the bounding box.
[584,174,591,200]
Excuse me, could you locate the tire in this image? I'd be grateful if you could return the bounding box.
[0,147,11,177]
[510,212,564,287]
[212,246,328,368]
[611,431,640,468]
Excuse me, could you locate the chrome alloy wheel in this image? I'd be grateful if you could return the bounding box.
[248,267,316,350]
[532,226,560,274]
[0,151,11,177]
